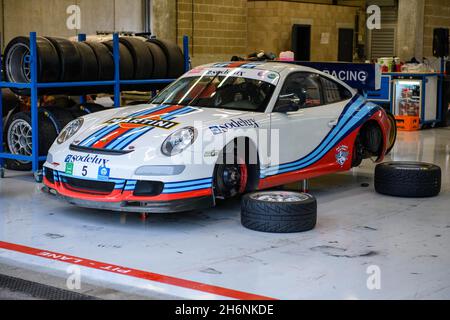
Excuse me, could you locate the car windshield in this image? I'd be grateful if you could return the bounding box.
[152,73,277,112]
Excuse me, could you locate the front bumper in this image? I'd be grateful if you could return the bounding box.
[43,167,215,213]
[43,186,214,213]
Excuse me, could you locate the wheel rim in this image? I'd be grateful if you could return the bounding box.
[6,43,32,83]
[386,162,434,170]
[250,192,310,202]
[7,119,33,164]
[215,160,248,198]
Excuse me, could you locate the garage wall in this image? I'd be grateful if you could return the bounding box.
[177,0,248,66]
[0,0,143,49]
[423,0,450,57]
[247,1,358,62]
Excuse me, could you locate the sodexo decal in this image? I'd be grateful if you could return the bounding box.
[209,118,259,135]
[64,154,109,167]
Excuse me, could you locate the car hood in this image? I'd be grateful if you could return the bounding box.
[70,104,262,153]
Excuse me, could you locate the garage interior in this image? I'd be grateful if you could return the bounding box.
[0,0,449,300]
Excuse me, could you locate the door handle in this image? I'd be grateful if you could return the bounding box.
[328,119,339,128]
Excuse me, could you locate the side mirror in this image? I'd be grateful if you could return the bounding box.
[274,94,302,113]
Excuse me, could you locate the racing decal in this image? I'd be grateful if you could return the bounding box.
[209,118,259,135]
[78,105,198,151]
[64,154,109,166]
[211,62,264,69]
[97,166,111,181]
[65,163,74,175]
[260,95,383,178]
[104,117,179,130]
[184,64,280,85]
[335,145,350,167]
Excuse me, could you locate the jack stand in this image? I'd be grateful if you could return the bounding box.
[140,213,149,221]
[301,179,309,193]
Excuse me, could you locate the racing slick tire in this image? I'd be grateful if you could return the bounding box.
[85,41,115,80]
[103,40,135,80]
[4,36,60,95]
[145,41,167,79]
[148,39,184,79]
[375,162,441,198]
[4,111,56,171]
[74,42,99,82]
[45,37,82,82]
[70,103,106,118]
[120,37,153,80]
[241,191,317,233]
[41,106,75,134]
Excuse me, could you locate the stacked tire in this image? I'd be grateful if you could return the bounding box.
[4,36,185,96]
[4,102,106,171]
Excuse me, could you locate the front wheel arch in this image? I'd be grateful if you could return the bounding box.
[213,137,261,199]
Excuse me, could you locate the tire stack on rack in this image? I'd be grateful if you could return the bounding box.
[2,35,185,171]
[3,36,184,95]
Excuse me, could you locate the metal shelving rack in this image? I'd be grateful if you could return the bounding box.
[0,32,190,181]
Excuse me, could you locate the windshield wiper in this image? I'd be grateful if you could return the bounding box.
[187,74,220,107]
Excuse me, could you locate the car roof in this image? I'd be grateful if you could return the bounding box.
[199,61,320,74]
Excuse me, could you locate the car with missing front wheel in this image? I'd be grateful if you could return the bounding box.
[42,61,396,213]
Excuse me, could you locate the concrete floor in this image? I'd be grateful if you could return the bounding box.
[0,128,449,300]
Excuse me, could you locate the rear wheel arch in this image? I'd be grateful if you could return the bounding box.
[352,119,385,167]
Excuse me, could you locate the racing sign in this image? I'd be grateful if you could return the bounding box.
[283,62,382,91]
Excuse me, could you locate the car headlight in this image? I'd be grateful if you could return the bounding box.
[161,127,197,156]
[57,118,84,144]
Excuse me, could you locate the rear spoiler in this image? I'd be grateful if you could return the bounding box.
[270,61,382,91]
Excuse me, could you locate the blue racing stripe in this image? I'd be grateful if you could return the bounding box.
[79,105,170,147]
[109,107,197,151]
[263,102,381,177]
[262,95,364,176]
[163,184,212,194]
[165,178,213,188]
[103,108,189,150]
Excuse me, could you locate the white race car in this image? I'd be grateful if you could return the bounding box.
[43,61,396,213]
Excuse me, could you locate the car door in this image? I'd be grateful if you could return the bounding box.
[268,72,351,174]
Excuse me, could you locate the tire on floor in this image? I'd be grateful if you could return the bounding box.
[375,162,441,198]
[241,191,317,233]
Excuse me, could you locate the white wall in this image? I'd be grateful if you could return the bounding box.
[0,0,143,48]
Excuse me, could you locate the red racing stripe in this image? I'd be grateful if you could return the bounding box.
[90,105,185,149]
[0,241,276,300]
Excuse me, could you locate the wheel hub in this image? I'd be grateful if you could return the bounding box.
[7,119,33,163]
[223,165,241,188]
[250,192,310,203]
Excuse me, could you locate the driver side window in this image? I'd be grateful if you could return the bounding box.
[279,72,323,108]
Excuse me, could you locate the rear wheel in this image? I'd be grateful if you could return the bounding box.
[385,112,397,155]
